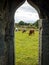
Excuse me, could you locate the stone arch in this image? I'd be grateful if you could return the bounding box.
[27,0,41,18]
[14,1,40,65]
[12,1,41,65]
[0,0,49,65]
[27,0,48,19]
[4,0,44,65]
[8,0,49,65]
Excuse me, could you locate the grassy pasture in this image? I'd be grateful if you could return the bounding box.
[14,30,39,65]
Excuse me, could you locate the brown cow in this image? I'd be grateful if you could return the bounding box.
[22,29,26,33]
[29,29,35,35]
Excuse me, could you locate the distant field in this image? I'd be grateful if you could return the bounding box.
[14,30,39,65]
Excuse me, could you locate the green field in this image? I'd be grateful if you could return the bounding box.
[14,30,39,65]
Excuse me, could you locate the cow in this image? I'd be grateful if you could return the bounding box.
[15,28,18,31]
[29,29,35,35]
[22,29,26,33]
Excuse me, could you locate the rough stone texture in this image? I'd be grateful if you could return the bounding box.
[0,0,49,65]
[39,19,49,65]
[39,19,42,65]
[5,18,14,65]
[0,1,10,65]
[42,19,49,65]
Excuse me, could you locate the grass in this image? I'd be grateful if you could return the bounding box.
[14,30,39,65]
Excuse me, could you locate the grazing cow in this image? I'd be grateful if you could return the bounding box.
[15,28,18,31]
[29,29,35,35]
[22,29,26,33]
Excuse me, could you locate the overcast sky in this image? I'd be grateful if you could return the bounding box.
[14,0,39,23]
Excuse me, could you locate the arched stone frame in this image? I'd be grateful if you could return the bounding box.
[13,1,41,65]
[2,0,49,65]
[7,0,42,65]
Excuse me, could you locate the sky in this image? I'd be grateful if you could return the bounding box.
[14,0,39,23]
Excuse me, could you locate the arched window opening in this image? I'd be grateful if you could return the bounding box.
[14,0,40,65]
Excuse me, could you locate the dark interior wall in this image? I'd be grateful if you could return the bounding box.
[2,0,26,65]
[0,0,49,65]
[6,0,49,65]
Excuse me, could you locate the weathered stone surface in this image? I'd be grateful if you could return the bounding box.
[0,0,49,65]
[39,19,49,65]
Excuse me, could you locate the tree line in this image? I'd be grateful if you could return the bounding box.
[15,20,39,28]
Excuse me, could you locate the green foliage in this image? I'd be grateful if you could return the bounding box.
[14,30,39,65]
[33,20,39,28]
[18,21,31,26]
[15,20,39,29]
[18,21,25,25]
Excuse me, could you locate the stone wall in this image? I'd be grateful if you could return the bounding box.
[0,0,49,65]
[0,10,8,65]
[42,19,49,65]
[39,19,49,65]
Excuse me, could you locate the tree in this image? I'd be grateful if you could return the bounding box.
[18,21,25,25]
[33,20,39,28]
